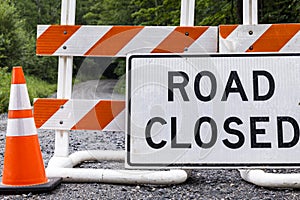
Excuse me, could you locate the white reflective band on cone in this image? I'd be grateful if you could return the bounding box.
[9,84,31,110]
[7,118,37,136]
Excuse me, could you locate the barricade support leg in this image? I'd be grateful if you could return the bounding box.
[46,150,188,185]
[239,169,300,189]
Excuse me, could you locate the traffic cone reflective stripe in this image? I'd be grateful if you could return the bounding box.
[9,84,31,110]
[8,109,33,119]
[0,66,61,193]
[6,117,37,137]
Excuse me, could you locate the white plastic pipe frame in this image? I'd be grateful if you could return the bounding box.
[239,170,300,189]
[46,150,188,184]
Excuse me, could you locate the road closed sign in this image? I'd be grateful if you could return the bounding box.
[126,53,300,168]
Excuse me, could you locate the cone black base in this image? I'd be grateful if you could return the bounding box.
[0,177,62,194]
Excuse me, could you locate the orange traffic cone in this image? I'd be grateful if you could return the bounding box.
[0,66,61,194]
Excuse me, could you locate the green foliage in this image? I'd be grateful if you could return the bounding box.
[113,58,126,77]
[26,74,57,102]
[0,67,56,113]
[132,0,180,25]
[114,75,126,95]
[259,0,300,23]
[196,0,240,25]
[11,0,59,83]
[0,1,28,69]
[0,67,11,113]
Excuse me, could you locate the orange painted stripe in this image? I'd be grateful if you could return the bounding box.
[84,26,143,56]
[2,135,47,186]
[8,109,33,119]
[36,25,81,55]
[11,67,26,84]
[219,25,238,39]
[151,26,209,53]
[72,100,125,130]
[247,24,300,52]
[33,99,68,128]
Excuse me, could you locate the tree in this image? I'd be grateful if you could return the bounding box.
[9,0,61,83]
[259,0,300,23]
[0,1,30,69]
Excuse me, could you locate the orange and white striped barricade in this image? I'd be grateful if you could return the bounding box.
[34,99,125,131]
[37,25,218,57]
[219,24,300,53]
[34,2,218,183]
[219,21,300,188]
[0,67,61,194]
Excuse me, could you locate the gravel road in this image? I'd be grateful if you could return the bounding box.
[1,80,300,199]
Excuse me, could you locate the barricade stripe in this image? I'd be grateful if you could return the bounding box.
[7,118,37,136]
[54,26,112,56]
[188,26,218,53]
[71,100,125,130]
[219,25,238,39]
[151,26,209,53]
[84,26,144,56]
[36,25,81,55]
[246,24,300,52]
[8,109,33,119]
[280,31,300,52]
[34,99,68,128]
[37,25,50,38]
[102,109,125,131]
[9,84,31,110]
[116,26,175,55]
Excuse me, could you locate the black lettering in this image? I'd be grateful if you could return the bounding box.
[223,117,245,149]
[221,71,248,101]
[168,71,189,101]
[250,117,271,148]
[194,71,217,102]
[145,117,167,149]
[171,117,191,148]
[194,117,217,149]
[253,70,275,101]
[278,116,299,148]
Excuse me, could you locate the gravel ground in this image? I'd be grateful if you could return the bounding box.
[1,79,300,199]
[0,113,300,200]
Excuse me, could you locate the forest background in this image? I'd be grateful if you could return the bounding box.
[0,0,299,112]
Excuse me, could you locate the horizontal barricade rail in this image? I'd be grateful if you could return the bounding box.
[219,24,300,52]
[34,99,125,131]
[36,25,218,57]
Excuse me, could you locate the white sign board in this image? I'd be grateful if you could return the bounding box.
[126,53,300,168]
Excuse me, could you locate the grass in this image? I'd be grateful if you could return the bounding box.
[0,67,56,113]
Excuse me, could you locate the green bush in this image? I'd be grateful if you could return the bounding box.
[0,67,56,113]
[0,67,11,113]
